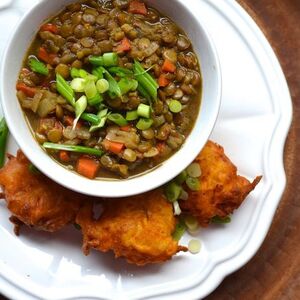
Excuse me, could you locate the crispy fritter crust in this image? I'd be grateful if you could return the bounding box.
[0,150,83,233]
[76,189,187,266]
[180,141,262,226]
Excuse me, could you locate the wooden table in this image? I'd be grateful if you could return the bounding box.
[1,0,299,299]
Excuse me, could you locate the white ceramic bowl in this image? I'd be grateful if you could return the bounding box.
[0,0,221,198]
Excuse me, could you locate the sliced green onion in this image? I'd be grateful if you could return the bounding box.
[96,79,109,94]
[186,163,202,178]
[136,118,153,130]
[43,142,104,156]
[126,110,138,121]
[56,74,75,107]
[28,163,41,175]
[184,215,199,231]
[137,103,151,118]
[108,113,128,126]
[84,79,97,99]
[28,56,48,75]
[70,78,86,92]
[137,83,151,103]
[175,170,188,185]
[179,189,189,201]
[89,109,109,132]
[101,67,122,99]
[73,96,87,129]
[92,67,104,79]
[173,201,182,216]
[71,68,80,78]
[0,118,9,168]
[134,60,157,101]
[118,78,138,95]
[211,216,231,224]
[188,239,201,254]
[186,177,200,191]
[164,181,182,202]
[169,100,182,113]
[88,93,103,106]
[172,219,186,241]
[108,66,133,77]
[81,113,99,125]
[73,223,81,230]
[89,52,119,67]
[79,69,89,78]
[134,60,158,88]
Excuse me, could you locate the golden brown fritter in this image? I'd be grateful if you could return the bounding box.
[0,150,83,234]
[180,141,262,226]
[76,189,187,266]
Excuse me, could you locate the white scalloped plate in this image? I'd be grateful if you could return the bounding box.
[0,0,292,299]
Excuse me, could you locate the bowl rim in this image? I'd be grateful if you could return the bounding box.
[0,0,222,198]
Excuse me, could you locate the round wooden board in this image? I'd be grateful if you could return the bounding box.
[0,1,299,300]
[207,0,300,299]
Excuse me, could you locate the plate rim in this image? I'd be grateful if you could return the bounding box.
[0,0,293,299]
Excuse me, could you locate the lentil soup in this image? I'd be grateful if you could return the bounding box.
[16,0,202,179]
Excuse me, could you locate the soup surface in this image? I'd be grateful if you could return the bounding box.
[16,0,201,179]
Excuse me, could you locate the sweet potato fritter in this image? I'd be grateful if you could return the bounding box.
[180,141,262,226]
[0,150,83,233]
[76,189,187,266]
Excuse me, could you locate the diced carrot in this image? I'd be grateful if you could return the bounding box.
[38,47,56,64]
[59,151,70,163]
[120,124,132,132]
[117,37,132,53]
[64,116,74,126]
[156,142,166,153]
[16,83,36,98]
[102,139,125,154]
[64,116,82,128]
[128,0,147,15]
[162,59,176,73]
[158,74,170,87]
[40,23,58,34]
[77,157,100,179]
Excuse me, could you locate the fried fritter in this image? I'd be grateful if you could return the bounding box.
[0,150,83,234]
[180,141,262,226]
[76,189,187,266]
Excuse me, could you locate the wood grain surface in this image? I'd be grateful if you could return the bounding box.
[0,1,299,299]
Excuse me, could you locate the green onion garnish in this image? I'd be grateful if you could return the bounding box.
[81,113,100,125]
[70,78,86,93]
[186,163,202,178]
[186,177,200,191]
[73,96,87,129]
[172,219,187,241]
[108,66,133,77]
[164,181,182,202]
[126,110,139,121]
[108,113,128,126]
[133,60,158,101]
[137,103,151,119]
[169,100,182,113]
[56,74,75,107]
[89,52,119,67]
[136,118,153,130]
[28,163,41,175]
[96,79,109,94]
[184,215,199,231]
[28,56,49,76]
[43,143,104,156]
[0,118,9,168]
[175,170,188,185]
[118,78,138,95]
[211,216,231,224]
[89,109,109,132]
